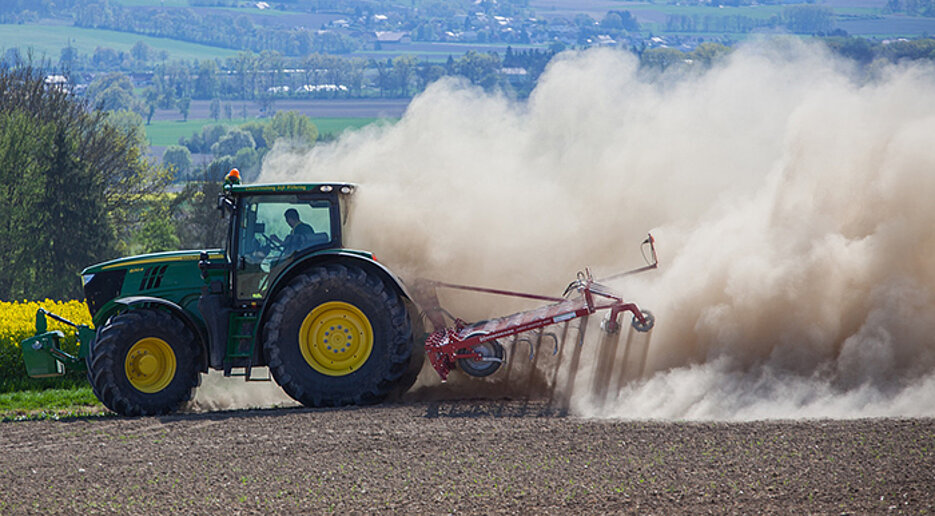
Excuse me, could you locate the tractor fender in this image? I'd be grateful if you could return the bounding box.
[257,251,414,330]
[269,250,413,302]
[102,296,210,372]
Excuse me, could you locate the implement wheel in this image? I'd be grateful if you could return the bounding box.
[88,309,200,416]
[263,264,418,407]
[457,340,504,378]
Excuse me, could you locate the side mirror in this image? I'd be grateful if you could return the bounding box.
[216,194,235,213]
[198,251,210,279]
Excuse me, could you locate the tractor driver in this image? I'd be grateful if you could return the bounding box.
[271,208,323,255]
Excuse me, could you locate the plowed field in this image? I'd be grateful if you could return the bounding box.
[1,400,933,514]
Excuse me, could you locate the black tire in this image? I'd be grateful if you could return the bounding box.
[389,301,426,399]
[88,309,200,416]
[263,264,417,407]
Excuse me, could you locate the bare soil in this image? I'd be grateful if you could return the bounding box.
[0,400,933,514]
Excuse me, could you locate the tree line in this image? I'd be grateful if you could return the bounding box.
[73,1,360,56]
[72,47,557,127]
[885,0,935,16]
[665,5,834,35]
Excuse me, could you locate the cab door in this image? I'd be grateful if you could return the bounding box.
[234,194,339,303]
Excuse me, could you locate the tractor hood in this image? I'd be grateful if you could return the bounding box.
[82,250,224,275]
[81,249,225,319]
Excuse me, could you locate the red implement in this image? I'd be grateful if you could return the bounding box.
[416,235,658,381]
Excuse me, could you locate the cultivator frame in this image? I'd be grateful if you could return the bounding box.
[416,235,658,381]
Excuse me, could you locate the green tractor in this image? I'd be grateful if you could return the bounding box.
[21,171,425,416]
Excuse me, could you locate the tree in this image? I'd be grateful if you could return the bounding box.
[262,111,318,149]
[87,72,136,111]
[211,128,255,157]
[601,12,624,30]
[206,155,237,182]
[97,86,138,112]
[0,63,169,299]
[130,41,151,62]
[602,10,640,32]
[784,5,833,34]
[690,42,731,67]
[194,59,220,99]
[233,147,261,182]
[456,51,502,89]
[228,51,257,100]
[392,55,417,96]
[239,120,268,149]
[210,97,221,121]
[178,96,191,121]
[823,37,874,64]
[170,173,226,249]
[138,205,180,253]
[163,145,193,179]
[59,43,78,70]
[416,63,446,91]
[142,86,159,124]
[91,47,121,69]
[373,58,392,97]
[105,110,146,145]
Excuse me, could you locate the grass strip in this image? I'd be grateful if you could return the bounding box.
[145,117,386,147]
[0,387,110,421]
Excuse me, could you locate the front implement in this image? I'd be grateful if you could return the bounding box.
[20,309,93,378]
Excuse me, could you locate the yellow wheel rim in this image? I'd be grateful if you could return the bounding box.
[124,337,177,393]
[299,301,374,376]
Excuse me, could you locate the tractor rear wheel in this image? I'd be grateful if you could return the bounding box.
[88,309,200,416]
[263,264,418,407]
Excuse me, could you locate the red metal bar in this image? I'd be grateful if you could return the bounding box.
[417,279,565,303]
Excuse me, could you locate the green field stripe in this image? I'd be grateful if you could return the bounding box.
[145,117,389,148]
[0,23,238,61]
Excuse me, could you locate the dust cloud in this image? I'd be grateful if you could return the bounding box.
[260,38,935,420]
[187,369,298,413]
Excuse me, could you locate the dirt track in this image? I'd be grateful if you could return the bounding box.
[1,400,933,514]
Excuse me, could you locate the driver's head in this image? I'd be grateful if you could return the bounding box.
[284,208,300,228]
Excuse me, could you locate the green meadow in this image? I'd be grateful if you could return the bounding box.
[0,24,238,62]
[145,117,386,147]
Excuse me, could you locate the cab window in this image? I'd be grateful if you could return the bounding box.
[236,194,334,300]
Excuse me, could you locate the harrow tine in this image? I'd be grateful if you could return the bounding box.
[556,315,589,412]
[515,336,536,361]
[576,319,588,347]
[543,332,560,356]
[592,314,623,407]
[547,321,571,406]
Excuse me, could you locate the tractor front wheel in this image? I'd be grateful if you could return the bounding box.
[263,264,418,407]
[88,309,200,416]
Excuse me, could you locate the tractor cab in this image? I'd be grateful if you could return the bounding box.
[212,169,357,305]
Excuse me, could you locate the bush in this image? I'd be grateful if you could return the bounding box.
[0,300,91,393]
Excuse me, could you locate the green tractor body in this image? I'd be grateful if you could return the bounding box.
[21,177,425,416]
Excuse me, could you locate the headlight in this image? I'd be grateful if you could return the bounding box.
[82,274,95,286]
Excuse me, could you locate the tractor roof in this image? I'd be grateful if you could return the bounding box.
[227,182,356,195]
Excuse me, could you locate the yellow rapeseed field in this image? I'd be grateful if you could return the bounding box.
[0,300,91,345]
[0,300,91,392]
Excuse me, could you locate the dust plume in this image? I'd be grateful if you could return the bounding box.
[261,38,935,420]
[186,369,298,412]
